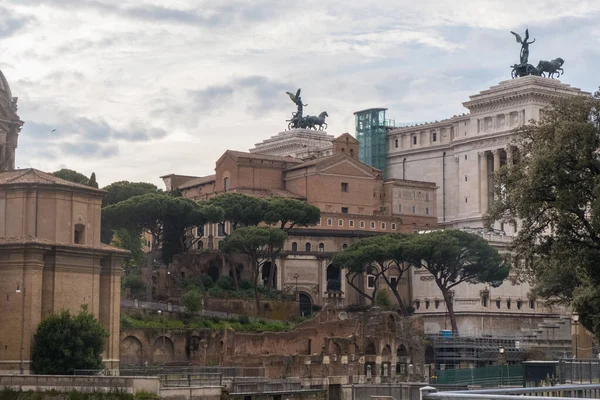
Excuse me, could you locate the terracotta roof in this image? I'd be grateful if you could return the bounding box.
[179,174,216,189]
[285,153,382,174]
[0,235,130,254]
[0,168,105,193]
[224,150,303,164]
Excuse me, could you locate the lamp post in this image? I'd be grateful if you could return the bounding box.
[158,310,165,363]
[572,312,580,359]
[499,347,505,387]
[16,282,24,374]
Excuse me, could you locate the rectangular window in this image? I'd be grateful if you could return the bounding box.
[529,299,535,309]
[327,218,333,226]
[465,197,468,203]
[341,182,349,192]
[395,139,399,148]
[197,225,205,237]
[398,204,402,213]
[465,175,468,182]
[360,221,365,228]
[411,205,416,214]
[341,207,348,214]
[464,155,468,160]
[412,191,416,199]
[432,132,437,142]
[381,222,386,229]
[338,219,343,227]
[370,221,375,229]
[349,220,354,227]
[426,207,430,215]
[391,223,396,230]
[413,136,417,145]
[425,192,430,201]
[367,275,376,289]
[217,223,226,236]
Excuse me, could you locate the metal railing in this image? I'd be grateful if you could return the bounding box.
[231,380,325,394]
[158,372,222,387]
[422,384,600,399]
[119,366,264,378]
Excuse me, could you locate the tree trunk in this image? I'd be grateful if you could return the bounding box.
[440,286,458,334]
[268,258,275,291]
[389,285,408,316]
[252,261,261,316]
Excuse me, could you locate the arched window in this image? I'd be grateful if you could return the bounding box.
[342,243,348,250]
[318,243,325,252]
[291,242,298,252]
[197,240,204,250]
[74,224,85,244]
[305,242,311,252]
[224,177,230,192]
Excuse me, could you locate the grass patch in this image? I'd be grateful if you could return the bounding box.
[121,313,293,333]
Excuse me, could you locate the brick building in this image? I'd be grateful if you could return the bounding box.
[0,70,128,373]
[160,133,438,311]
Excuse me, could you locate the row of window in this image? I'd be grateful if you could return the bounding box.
[413,297,536,310]
[397,205,430,215]
[290,242,349,253]
[322,218,397,230]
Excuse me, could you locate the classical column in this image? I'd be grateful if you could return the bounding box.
[492,149,501,173]
[506,145,514,166]
[479,152,488,214]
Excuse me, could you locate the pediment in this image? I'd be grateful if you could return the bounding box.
[318,158,377,178]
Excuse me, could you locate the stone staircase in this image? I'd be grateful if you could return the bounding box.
[520,316,572,357]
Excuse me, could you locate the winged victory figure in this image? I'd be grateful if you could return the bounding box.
[286,88,307,118]
[510,29,535,66]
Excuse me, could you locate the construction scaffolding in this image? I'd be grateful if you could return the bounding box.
[426,334,528,370]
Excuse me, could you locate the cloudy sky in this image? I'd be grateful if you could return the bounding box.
[2,0,600,187]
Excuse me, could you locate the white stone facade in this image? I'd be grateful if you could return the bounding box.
[386,76,589,326]
[249,128,334,159]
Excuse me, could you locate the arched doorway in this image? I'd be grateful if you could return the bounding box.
[262,262,277,288]
[153,336,175,364]
[299,292,312,317]
[120,336,143,366]
[207,260,220,282]
[326,264,341,291]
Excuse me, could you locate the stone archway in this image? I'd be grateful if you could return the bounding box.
[382,344,392,357]
[299,292,312,317]
[262,262,277,288]
[207,260,220,282]
[153,336,175,364]
[120,336,143,366]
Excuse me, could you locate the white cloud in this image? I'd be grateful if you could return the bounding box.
[3,0,600,187]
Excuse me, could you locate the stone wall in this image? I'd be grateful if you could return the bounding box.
[120,307,429,382]
[205,297,298,320]
[0,374,160,395]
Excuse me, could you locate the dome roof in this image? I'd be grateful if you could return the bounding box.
[0,69,12,100]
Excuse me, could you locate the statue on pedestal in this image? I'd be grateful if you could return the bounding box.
[509,29,565,79]
[285,88,328,131]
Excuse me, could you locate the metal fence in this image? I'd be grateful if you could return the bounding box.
[231,380,325,394]
[422,384,600,399]
[158,372,222,387]
[559,359,600,384]
[349,383,468,400]
[435,364,523,387]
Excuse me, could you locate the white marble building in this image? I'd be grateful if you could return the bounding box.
[250,128,334,159]
[385,76,589,335]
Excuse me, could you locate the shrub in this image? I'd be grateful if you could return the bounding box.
[239,280,253,290]
[375,289,392,308]
[122,274,145,291]
[32,306,108,374]
[237,315,250,324]
[181,288,203,316]
[217,276,234,290]
[201,274,214,289]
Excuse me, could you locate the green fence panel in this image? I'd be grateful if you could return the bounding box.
[435,365,523,387]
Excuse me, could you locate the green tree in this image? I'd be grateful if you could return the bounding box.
[111,228,146,274]
[103,193,223,263]
[181,287,203,318]
[88,172,99,188]
[52,168,90,186]
[486,92,600,339]
[222,226,287,314]
[207,193,268,230]
[333,234,412,315]
[31,306,108,374]
[101,181,161,207]
[263,197,321,231]
[404,230,509,334]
